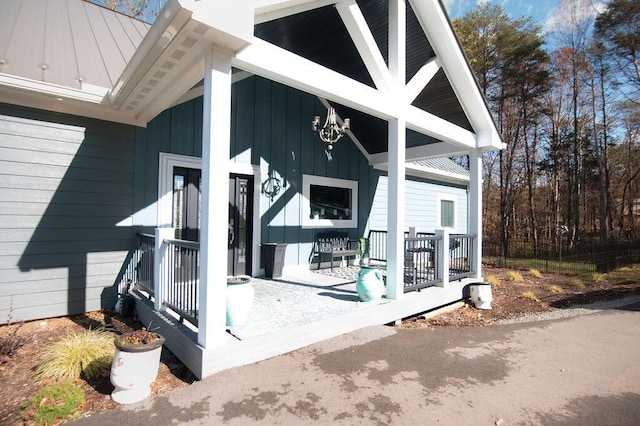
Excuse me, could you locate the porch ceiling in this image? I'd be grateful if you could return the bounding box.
[254,0,473,157]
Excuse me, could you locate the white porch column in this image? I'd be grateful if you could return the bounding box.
[198,47,233,348]
[435,228,450,288]
[386,0,406,301]
[387,118,406,300]
[469,149,483,279]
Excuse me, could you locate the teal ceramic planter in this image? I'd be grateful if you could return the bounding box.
[356,267,384,302]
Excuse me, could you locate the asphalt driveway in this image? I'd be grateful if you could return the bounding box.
[74,300,640,425]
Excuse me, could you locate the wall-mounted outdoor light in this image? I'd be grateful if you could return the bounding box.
[312,106,350,151]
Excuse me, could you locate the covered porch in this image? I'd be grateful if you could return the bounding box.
[118,229,479,379]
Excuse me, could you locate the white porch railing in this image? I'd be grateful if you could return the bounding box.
[368,229,476,289]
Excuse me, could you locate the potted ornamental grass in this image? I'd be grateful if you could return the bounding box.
[110,327,165,404]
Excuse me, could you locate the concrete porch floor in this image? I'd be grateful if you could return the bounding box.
[137,265,478,379]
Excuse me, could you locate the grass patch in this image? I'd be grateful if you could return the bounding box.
[569,277,585,288]
[485,275,501,287]
[522,291,540,302]
[602,264,640,285]
[20,382,84,425]
[547,285,564,294]
[505,271,524,282]
[528,268,542,278]
[36,328,115,382]
[591,273,606,283]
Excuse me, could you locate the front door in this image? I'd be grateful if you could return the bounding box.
[228,174,253,276]
[172,167,253,276]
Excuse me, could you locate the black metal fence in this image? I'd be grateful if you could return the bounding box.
[483,239,640,274]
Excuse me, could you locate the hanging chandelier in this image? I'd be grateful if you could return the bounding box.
[312,107,350,150]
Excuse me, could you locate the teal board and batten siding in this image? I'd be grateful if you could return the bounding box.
[0,104,137,323]
[367,176,468,234]
[135,76,380,268]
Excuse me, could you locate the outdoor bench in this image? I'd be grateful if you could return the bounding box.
[314,231,361,271]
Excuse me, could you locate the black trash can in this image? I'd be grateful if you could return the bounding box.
[262,243,287,278]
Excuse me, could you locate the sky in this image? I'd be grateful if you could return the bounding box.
[442,0,606,35]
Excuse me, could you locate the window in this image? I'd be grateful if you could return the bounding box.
[302,175,358,228]
[438,194,456,229]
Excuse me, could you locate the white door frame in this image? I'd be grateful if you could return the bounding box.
[158,152,261,276]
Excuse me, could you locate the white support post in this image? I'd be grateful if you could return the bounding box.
[198,47,233,348]
[469,150,483,279]
[387,118,406,300]
[386,0,406,301]
[154,227,174,312]
[435,228,450,288]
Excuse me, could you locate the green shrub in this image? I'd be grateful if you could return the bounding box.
[20,382,84,425]
[36,328,115,381]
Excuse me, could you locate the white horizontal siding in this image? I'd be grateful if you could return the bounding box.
[366,176,468,233]
[0,110,136,323]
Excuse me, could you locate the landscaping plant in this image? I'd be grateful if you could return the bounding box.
[36,327,115,381]
[20,382,84,425]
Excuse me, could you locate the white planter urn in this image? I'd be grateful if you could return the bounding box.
[226,276,255,327]
[110,331,165,404]
[469,283,493,310]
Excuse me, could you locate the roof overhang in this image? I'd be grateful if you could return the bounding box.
[0,0,503,158]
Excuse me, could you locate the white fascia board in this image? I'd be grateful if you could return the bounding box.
[0,74,108,104]
[181,0,253,50]
[409,0,502,151]
[336,0,393,92]
[405,105,476,148]
[254,0,336,24]
[405,57,441,103]
[0,86,147,127]
[109,0,191,106]
[233,37,397,120]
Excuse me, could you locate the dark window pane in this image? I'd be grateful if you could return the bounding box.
[309,184,352,220]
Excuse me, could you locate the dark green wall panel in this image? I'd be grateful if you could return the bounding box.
[136,76,379,268]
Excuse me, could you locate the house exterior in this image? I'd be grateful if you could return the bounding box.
[0,0,502,378]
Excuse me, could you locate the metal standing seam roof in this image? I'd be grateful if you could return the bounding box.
[410,158,469,177]
[0,0,150,93]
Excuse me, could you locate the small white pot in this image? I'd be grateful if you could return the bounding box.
[110,333,164,404]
